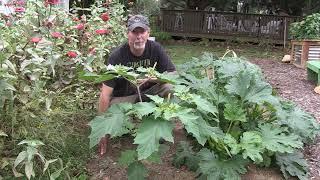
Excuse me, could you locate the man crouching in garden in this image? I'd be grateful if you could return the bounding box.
[98,15,176,155]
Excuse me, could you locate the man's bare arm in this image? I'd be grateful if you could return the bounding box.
[98,83,113,156]
[98,83,113,114]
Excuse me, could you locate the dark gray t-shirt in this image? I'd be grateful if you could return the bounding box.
[105,40,176,97]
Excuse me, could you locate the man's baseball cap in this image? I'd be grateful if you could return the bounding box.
[127,15,149,31]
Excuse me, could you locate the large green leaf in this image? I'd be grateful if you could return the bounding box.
[223,134,241,155]
[215,58,262,79]
[192,94,218,115]
[225,71,277,105]
[178,74,213,92]
[224,102,246,122]
[258,124,303,153]
[239,131,264,162]
[276,103,320,142]
[157,72,185,84]
[127,162,148,180]
[88,104,133,148]
[118,150,137,167]
[215,59,246,78]
[176,109,205,145]
[176,109,223,145]
[146,95,164,104]
[146,152,162,164]
[172,141,199,171]
[134,117,173,160]
[276,152,308,180]
[198,148,248,180]
[133,102,156,119]
[0,80,16,91]
[197,117,224,142]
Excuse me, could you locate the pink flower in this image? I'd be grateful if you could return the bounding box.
[30,37,41,43]
[75,23,84,30]
[67,51,77,58]
[72,17,80,22]
[95,29,109,35]
[46,0,59,5]
[51,32,63,38]
[100,13,110,22]
[16,1,26,5]
[14,7,25,12]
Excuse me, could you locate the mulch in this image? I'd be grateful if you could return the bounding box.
[86,59,320,180]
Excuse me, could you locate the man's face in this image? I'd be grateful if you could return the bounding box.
[128,27,149,51]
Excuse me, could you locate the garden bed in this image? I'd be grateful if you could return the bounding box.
[86,58,320,180]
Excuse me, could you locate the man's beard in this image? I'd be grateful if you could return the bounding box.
[133,41,146,50]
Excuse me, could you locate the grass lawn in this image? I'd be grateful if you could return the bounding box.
[163,40,286,64]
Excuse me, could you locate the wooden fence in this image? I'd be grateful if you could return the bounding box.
[160,9,301,44]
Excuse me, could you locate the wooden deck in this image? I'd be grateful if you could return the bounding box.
[160,9,301,44]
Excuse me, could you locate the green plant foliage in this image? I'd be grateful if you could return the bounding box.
[290,13,320,40]
[0,0,127,178]
[225,70,278,105]
[13,140,62,180]
[134,116,174,160]
[258,124,303,153]
[198,148,248,180]
[88,103,134,148]
[127,162,148,180]
[84,52,319,180]
[118,150,137,167]
[275,102,320,142]
[276,152,308,180]
[172,141,200,171]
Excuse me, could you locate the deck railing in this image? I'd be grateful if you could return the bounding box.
[160,9,301,44]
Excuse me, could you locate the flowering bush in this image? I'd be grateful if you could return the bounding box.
[0,0,127,178]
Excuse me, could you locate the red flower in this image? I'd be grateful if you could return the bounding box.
[14,7,25,12]
[95,29,109,35]
[51,32,63,38]
[100,13,109,22]
[75,23,84,30]
[67,51,77,58]
[30,37,41,43]
[72,17,80,22]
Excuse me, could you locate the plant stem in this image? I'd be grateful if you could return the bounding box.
[227,121,233,134]
[135,77,151,102]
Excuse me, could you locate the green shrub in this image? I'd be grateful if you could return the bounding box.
[290,13,320,40]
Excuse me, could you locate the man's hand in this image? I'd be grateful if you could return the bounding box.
[136,77,158,85]
[99,135,110,156]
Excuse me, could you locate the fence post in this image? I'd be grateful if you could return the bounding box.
[283,17,287,48]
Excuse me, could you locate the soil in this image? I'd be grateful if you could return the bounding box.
[86,59,320,180]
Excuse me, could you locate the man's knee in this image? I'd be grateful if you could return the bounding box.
[158,83,173,98]
[110,95,138,105]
